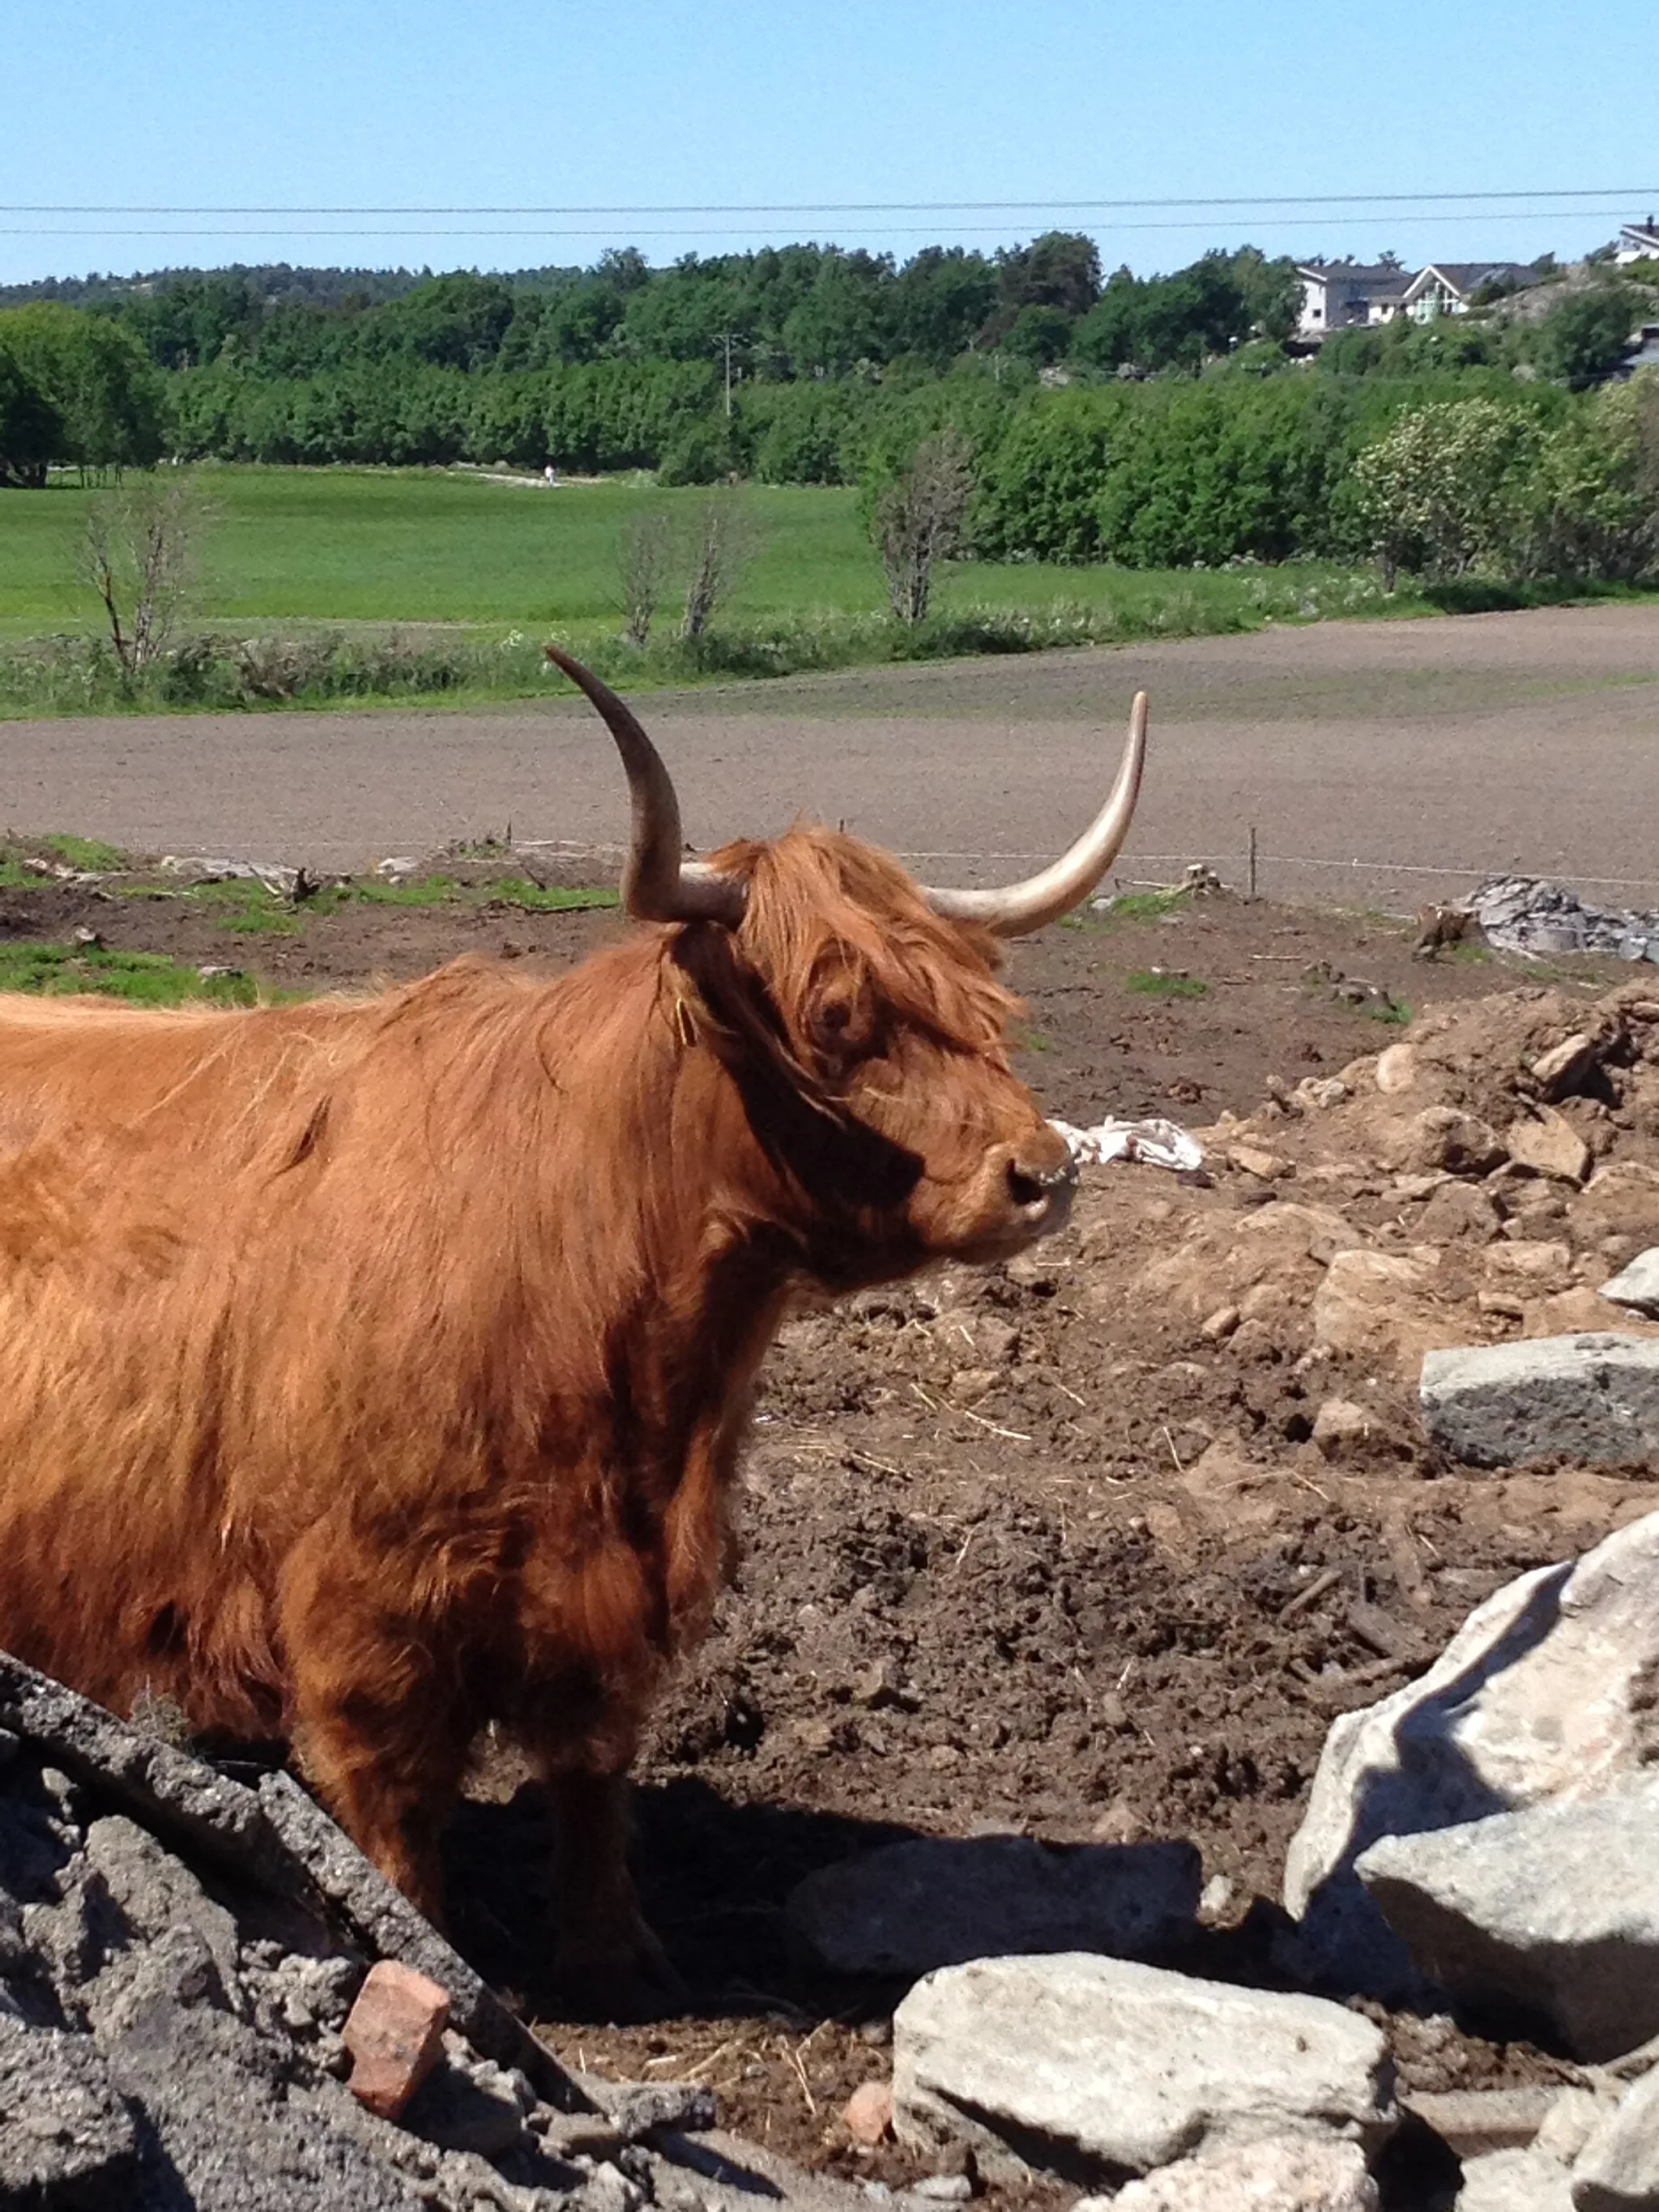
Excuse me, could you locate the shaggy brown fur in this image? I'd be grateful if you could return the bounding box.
[0,828,1073,1997]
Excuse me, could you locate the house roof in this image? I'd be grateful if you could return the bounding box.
[1405,262,1537,298]
[1621,222,1659,245]
[1296,262,1412,292]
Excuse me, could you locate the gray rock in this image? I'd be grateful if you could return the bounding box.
[1420,1334,1659,1468]
[1456,2147,1575,2211]
[1107,2134,1379,2210]
[891,1953,1396,2181]
[787,1836,1199,1978]
[1571,2065,1659,2210]
[1601,1251,1659,1320]
[1284,1511,1659,2000]
[574,2072,718,2137]
[0,2014,139,2204]
[1358,1782,1659,2061]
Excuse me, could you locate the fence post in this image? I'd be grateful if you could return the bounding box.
[1248,825,1259,901]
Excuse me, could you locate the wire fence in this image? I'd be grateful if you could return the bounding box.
[515,835,1659,903]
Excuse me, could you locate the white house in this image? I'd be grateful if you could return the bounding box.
[1295,262,1412,339]
[1401,262,1538,321]
[1616,219,1659,266]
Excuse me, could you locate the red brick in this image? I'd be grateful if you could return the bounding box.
[342,1960,451,2119]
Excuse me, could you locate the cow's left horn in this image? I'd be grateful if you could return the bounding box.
[545,647,747,927]
[923,692,1148,937]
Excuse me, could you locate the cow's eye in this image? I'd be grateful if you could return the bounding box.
[809,998,864,1063]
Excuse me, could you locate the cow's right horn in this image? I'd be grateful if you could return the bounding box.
[923,692,1148,936]
[545,647,748,927]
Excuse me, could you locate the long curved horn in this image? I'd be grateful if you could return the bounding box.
[923,692,1149,937]
[544,646,746,927]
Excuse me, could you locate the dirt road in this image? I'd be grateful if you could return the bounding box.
[7,602,1657,909]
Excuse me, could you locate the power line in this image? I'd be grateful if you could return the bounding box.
[0,212,1644,243]
[0,189,1654,217]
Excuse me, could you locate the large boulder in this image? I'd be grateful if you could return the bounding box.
[1283,1512,1659,2000]
[1102,2133,1378,2210]
[892,1953,1396,2182]
[1356,1782,1659,2061]
[1421,1334,1659,1468]
[786,1835,1198,1979]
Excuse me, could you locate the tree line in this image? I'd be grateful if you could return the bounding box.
[2,240,1657,589]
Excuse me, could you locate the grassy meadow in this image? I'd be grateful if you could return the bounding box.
[0,463,1421,712]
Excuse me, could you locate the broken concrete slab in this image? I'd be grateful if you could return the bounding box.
[1357,1782,1659,2061]
[1284,1511,1659,2001]
[1601,1251,1659,1320]
[1405,2086,1561,2157]
[1421,1333,1659,1468]
[1106,2133,1379,2209]
[786,1835,1199,1978]
[891,1953,1395,2182]
[1572,2065,1659,2211]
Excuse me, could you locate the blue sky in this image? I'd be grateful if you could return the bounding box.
[4,0,1656,287]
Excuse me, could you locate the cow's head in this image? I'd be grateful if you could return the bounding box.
[547,649,1147,1285]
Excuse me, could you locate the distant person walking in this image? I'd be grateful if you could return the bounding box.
[544,462,559,488]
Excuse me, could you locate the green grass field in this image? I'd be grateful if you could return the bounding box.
[0,465,1401,641]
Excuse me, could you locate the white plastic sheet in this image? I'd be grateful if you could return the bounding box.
[1050,1115,1205,1173]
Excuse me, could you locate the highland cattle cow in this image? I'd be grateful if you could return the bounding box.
[0,649,1146,2009]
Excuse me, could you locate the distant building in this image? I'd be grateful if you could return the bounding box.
[1294,262,1411,339]
[1616,219,1659,266]
[1401,262,1540,321]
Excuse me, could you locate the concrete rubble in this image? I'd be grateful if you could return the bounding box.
[890,1952,1396,2182]
[785,1834,1198,1977]
[0,1648,855,2212]
[1283,1511,1659,1999]
[1468,877,1659,964]
[1421,1333,1659,1468]
[1356,1780,1659,2061]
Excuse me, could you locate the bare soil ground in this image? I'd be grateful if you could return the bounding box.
[4,602,1659,910]
[3,861,1651,2209]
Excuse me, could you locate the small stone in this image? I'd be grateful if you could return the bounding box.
[1311,1398,1374,1460]
[844,2080,893,2145]
[342,1960,451,2119]
[1455,2147,1574,2211]
[1110,2134,1378,2210]
[1601,1249,1659,1319]
[1572,2065,1659,2210]
[1200,1305,1241,1341]
[1297,1077,1350,1110]
[1529,1033,1598,1097]
[1375,1043,1418,1095]
[912,2174,972,2201]
[1478,1292,1527,1320]
[1198,1874,1235,1921]
[1507,1109,1591,1187]
[1228,1143,1292,1182]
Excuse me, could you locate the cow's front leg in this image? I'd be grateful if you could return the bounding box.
[546,1767,687,2020]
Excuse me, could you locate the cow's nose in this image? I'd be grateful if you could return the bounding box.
[1004,1142,1078,1220]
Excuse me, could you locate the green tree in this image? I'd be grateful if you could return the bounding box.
[0,304,165,474]
[1351,397,1538,582]
[1509,373,1659,582]
[0,343,62,486]
[1533,285,1639,390]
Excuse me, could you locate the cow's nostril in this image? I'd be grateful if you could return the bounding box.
[1007,1153,1075,1209]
